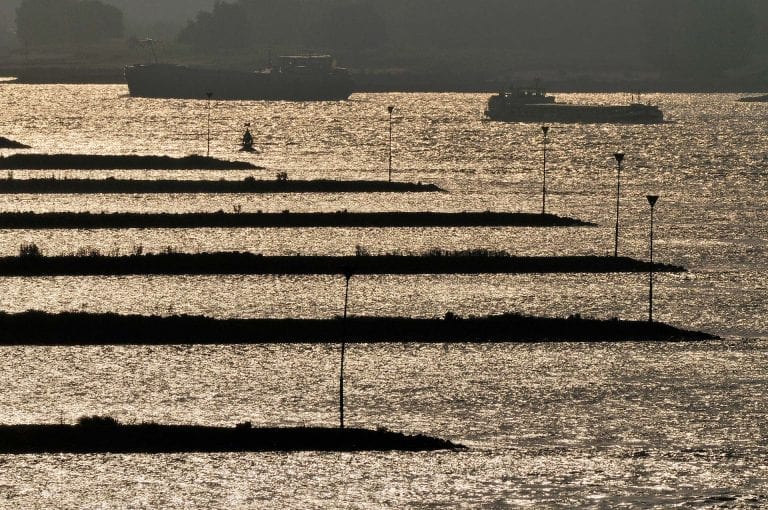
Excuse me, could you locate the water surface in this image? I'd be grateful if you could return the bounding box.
[0,86,765,507]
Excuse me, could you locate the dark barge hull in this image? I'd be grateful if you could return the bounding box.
[485,102,664,124]
[125,64,354,101]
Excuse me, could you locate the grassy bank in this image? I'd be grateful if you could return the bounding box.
[0,154,259,170]
[0,416,460,453]
[0,211,589,229]
[0,177,442,194]
[0,311,715,344]
[0,251,684,276]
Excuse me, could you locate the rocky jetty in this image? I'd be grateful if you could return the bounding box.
[0,211,589,229]
[0,178,442,194]
[0,251,685,276]
[0,311,717,345]
[0,153,259,170]
[0,416,461,454]
[0,137,31,149]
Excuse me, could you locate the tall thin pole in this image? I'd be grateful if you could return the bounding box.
[339,271,351,430]
[206,92,213,157]
[647,195,659,322]
[388,106,394,182]
[614,151,624,257]
[542,126,549,214]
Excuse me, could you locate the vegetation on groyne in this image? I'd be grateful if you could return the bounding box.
[0,177,442,194]
[0,211,589,229]
[737,95,768,102]
[0,137,31,149]
[0,249,685,276]
[0,415,461,454]
[0,154,259,170]
[0,311,716,345]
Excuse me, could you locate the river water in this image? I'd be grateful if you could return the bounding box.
[0,86,766,508]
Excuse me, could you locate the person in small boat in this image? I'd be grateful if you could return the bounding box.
[242,127,254,150]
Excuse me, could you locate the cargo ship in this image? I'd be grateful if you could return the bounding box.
[124,55,354,101]
[484,86,664,124]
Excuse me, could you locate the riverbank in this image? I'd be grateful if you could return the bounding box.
[0,137,30,149]
[0,154,259,170]
[0,311,716,344]
[0,178,442,194]
[0,211,589,229]
[1,65,765,93]
[0,251,684,276]
[0,417,461,454]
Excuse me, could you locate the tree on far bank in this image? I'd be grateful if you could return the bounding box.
[16,0,123,46]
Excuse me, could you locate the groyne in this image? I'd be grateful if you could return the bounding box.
[0,137,30,149]
[0,311,716,344]
[0,211,589,229]
[0,251,685,276]
[0,178,442,194]
[0,417,461,454]
[0,154,259,170]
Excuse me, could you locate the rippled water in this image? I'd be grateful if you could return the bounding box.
[0,86,766,507]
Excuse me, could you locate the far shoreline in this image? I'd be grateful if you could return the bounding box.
[0,68,763,94]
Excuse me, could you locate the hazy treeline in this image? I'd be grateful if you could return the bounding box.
[178,0,386,52]
[8,0,768,73]
[4,0,768,89]
[177,0,768,76]
[1,0,214,48]
[15,0,123,45]
[98,0,215,39]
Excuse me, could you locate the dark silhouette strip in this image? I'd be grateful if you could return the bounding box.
[0,178,441,193]
[0,211,589,229]
[0,311,715,345]
[0,419,461,453]
[0,154,259,170]
[0,137,31,149]
[0,252,685,276]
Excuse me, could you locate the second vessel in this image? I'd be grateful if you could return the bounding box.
[485,85,664,124]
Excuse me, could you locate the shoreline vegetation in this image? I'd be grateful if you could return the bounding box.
[2,249,685,276]
[0,154,260,170]
[0,211,590,229]
[0,137,31,149]
[0,177,443,194]
[0,311,717,344]
[0,416,461,454]
[736,94,768,102]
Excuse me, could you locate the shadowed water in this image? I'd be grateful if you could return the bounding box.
[0,86,765,507]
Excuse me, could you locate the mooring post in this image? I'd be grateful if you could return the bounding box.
[339,269,352,429]
[647,195,659,322]
[541,125,549,214]
[206,92,213,157]
[613,151,625,257]
[388,106,395,182]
